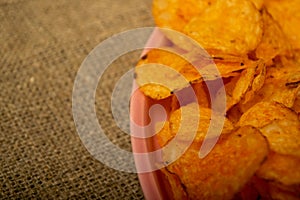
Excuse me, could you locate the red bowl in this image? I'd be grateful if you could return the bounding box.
[130,28,174,199]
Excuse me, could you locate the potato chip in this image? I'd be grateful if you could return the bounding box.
[265,0,300,50]
[242,60,266,104]
[158,103,234,143]
[238,101,297,128]
[239,58,300,112]
[255,9,292,63]
[260,119,300,157]
[183,0,262,56]
[152,0,188,32]
[135,48,195,99]
[238,101,300,157]
[225,61,265,110]
[140,1,300,198]
[152,0,215,32]
[136,48,252,100]
[165,126,268,200]
[256,152,300,186]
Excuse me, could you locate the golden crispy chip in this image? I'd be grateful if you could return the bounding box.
[165,126,268,200]
[136,48,251,100]
[135,48,194,99]
[256,152,300,186]
[238,101,297,128]
[183,0,262,56]
[238,101,300,157]
[167,103,234,143]
[224,61,264,110]
[265,0,300,50]
[152,0,187,32]
[239,58,300,112]
[242,61,266,104]
[260,119,300,157]
[255,9,292,63]
[152,0,215,32]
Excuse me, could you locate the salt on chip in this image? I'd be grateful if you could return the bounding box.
[183,0,262,56]
[165,126,268,200]
[256,152,300,186]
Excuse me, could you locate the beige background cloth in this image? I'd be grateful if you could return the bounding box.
[0,0,154,199]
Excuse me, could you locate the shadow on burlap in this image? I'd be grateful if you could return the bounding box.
[0,0,154,199]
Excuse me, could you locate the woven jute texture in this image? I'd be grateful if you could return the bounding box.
[0,0,154,199]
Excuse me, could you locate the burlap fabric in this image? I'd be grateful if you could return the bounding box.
[0,0,154,199]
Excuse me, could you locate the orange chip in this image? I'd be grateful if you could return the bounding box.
[152,0,215,32]
[238,101,300,157]
[167,103,234,143]
[135,48,194,99]
[265,0,300,50]
[183,0,262,56]
[257,152,300,186]
[165,126,268,200]
[255,9,292,63]
[239,57,300,112]
[224,60,265,110]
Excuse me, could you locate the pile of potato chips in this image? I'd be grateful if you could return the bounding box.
[135,0,300,199]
